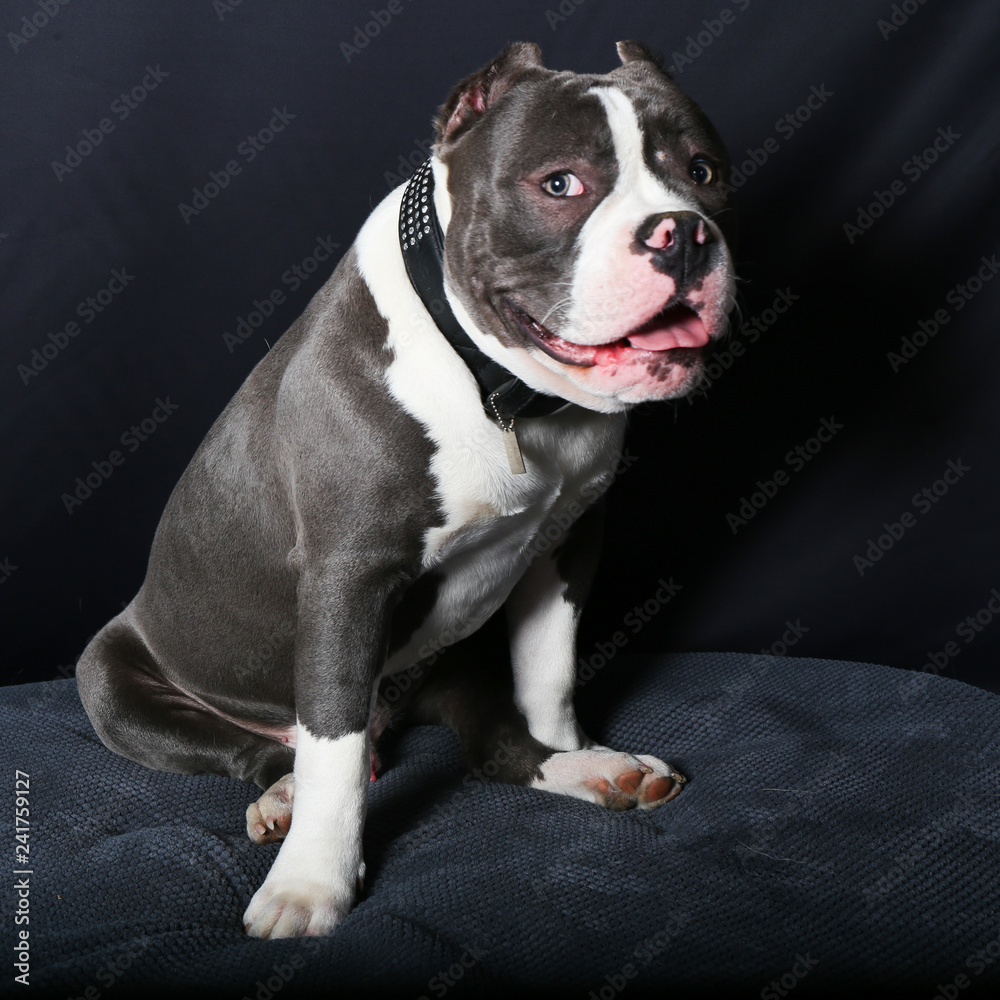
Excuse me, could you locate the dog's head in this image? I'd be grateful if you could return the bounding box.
[432,41,736,413]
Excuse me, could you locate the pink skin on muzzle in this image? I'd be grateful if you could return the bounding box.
[510,215,729,399]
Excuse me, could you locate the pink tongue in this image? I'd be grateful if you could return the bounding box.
[626,311,709,351]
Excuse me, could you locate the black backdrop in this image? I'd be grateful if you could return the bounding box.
[2,0,999,693]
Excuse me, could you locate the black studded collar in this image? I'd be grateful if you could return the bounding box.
[398,159,570,431]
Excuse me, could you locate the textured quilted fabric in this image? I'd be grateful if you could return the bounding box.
[4,653,998,999]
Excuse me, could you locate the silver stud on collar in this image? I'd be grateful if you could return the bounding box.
[399,159,434,251]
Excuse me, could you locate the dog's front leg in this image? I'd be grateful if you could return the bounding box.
[243,562,389,939]
[507,503,685,809]
[506,503,602,753]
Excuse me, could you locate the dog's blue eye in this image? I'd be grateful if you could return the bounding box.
[690,157,716,185]
[541,172,585,197]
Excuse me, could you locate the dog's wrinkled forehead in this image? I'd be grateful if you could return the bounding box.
[433,41,731,239]
[602,62,731,169]
[435,41,728,179]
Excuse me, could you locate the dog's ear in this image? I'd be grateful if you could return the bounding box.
[435,42,544,145]
[616,40,669,74]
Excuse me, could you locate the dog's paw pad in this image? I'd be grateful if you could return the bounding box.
[641,774,678,805]
[585,775,631,810]
[246,773,294,845]
[613,766,650,795]
[634,754,686,809]
[535,748,685,811]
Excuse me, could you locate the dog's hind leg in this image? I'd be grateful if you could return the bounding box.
[76,614,294,792]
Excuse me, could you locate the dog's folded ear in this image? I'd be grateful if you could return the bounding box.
[435,42,544,146]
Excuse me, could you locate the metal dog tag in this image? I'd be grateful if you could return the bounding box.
[502,426,526,474]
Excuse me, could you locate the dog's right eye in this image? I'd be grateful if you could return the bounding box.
[541,172,585,197]
[689,157,717,185]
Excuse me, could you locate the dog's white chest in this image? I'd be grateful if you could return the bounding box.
[383,415,620,674]
[353,182,625,674]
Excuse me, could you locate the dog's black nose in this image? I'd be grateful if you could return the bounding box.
[637,211,715,286]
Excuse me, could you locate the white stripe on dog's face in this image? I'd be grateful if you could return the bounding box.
[435,79,736,410]
[561,87,704,346]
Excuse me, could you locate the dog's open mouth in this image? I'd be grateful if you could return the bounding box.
[505,299,709,368]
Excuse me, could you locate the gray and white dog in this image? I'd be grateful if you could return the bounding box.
[77,41,735,939]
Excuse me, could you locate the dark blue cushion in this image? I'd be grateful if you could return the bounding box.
[5,653,998,999]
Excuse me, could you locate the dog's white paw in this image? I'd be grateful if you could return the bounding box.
[531,746,686,810]
[243,857,366,939]
[243,848,365,939]
[243,878,351,939]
